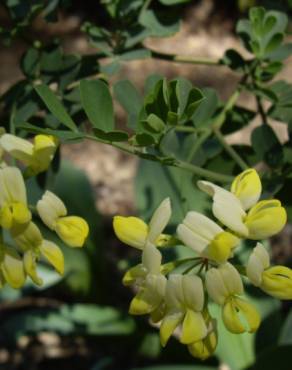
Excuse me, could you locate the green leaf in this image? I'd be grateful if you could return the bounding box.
[142,113,165,133]
[279,311,292,345]
[35,84,78,131]
[139,9,180,37]
[264,33,284,54]
[191,88,219,128]
[80,79,114,132]
[251,125,283,167]
[221,49,246,71]
[118,48,151,61]
[114,80,142,129]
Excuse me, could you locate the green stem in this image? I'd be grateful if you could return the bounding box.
[140,0,152,15]
[214,129,248,170]
[256,95,268,125]
[85,134,233,183]
[161,257,201,275]
[150,49,220,66]
[213,89,241,130]
[174,159,233,182]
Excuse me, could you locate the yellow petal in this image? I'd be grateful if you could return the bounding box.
[188,329,217,360]
[207,231,240,263]
[231,169,262,211]
[222,298,260,334]
[55,216,89,247]
[0,202,31,231]
[0,166,27,205]
[261,266,292,300]
[160,310,184,347]
[142,243,161,274]
[113,216,148,249]
[246,243,270,287]
[150,303,166,323]
[40,240,64,275]
[181,309,207,344]
[29,135,58,175]
[23,250,43,286]
[2,249,26,289]
[245,199,287,239]
[13,222,43,250]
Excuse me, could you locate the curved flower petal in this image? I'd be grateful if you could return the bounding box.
[160,310,184,347]
[182,275,204,312]
[231,169,262,211]
[177,224,208,254]
[245,200,287,239]
[165,274,184,309]
[0,166,28,205]
[113,216,148,249]
[2,249,26,289]
[37,191,67,229]
[40,240,64,275]
[55,216,89,247]
[246,243,270,286]
[13,222,43,250]
[122,264,147,286]
[23,250,43,286]
[197,181,248,237]
[148,198,171,243]
[181,309,207,344]
[219,263,243,296]
[142,243,162,275]
[261,266,292,300]
[223,297,260,334]
[206,231,240,263]
[188,328,217,360]
[0,134,33,165]
[205,268,229,305]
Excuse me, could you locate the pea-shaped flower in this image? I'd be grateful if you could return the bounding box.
[0,166,31,232]
[0,133,58,176]
[0,245,25,289]
[113,198,171,250]
[206,263,260,334]
[13,222,64,285]
[160,274,207,346]
[187,309,217,360]
[246,243,292,300]
[128,243,167,319]
[198,168,286,240]
[37,191,89,247]
[177,211,239,263]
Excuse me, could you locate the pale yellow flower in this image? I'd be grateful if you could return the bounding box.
[37,191,89,247]
[247,243,292,300]
[198,168,286,239]
[0,245,25,289]
[177,211,239,263]
[0,166,31,232]
[0,133,58,176]
[13,222,64,285]
[113,198,171,250]
[160,274,207,346]
[206,263,260,334]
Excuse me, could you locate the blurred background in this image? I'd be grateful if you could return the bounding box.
[0,1,292,369]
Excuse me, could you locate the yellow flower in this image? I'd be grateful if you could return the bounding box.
[128,243,167,318]
[206,263,260,334]
[13,222,64,285]
[177,211,239,263]
[0,133,58,176]
[37,191,89,247]
[188,310,217,361]
[246,242,292,300]
[0,245,26,289]
[113,198,171,250]
[198,168,286,240]
[0,166,31,232]
[160,274,207,347]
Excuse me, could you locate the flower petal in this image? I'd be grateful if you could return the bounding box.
[113,216,148,249]
[197,181,248,237]
[245,200,287,239]
[182,275,204,312]
[188,328,217,360]
[40,240,64,275]
[148,198,171,243]
[142,243,161,274]
[246,243,270,287]
[2,249,26,289]
[261,266,292,300]
[181,309,207,344]
[205,268,229,305]
[0,166,28,205]
[55,216,89,247]
[160,310,184,347]
[231,169,262,211]
[23,250,43,286]
[206,231,240,263]
[0,134,33,165]
[37,191,67,229]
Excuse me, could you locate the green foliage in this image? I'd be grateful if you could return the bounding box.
[1,1,292,369]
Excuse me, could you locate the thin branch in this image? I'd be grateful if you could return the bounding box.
[149,49,221,66]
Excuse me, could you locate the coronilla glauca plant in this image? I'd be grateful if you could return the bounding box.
[114,168,290,360]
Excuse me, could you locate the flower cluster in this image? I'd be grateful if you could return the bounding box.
[113,169,291,360]
[0,132,89,289]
